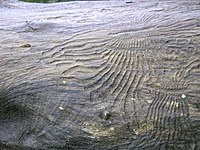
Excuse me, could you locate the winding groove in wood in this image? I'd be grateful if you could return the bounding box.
[38,8,200,149]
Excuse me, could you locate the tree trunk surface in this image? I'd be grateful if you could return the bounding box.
[0,0,200,149]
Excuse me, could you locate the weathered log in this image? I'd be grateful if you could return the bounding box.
[0,0,200,149]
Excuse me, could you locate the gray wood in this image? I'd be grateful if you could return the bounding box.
[0,0,200,149]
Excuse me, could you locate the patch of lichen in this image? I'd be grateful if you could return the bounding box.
[132,121,154,135]
[82,122,115,139]
[82,121,154,139]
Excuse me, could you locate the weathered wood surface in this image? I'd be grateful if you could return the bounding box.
[0,0,200,149]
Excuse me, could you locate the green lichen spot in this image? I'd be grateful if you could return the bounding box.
[82,122,115,139]
[132,122,154,135]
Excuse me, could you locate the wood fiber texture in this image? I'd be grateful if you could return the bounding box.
[0,0,200,149]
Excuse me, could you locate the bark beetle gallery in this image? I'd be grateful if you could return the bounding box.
[0,0,200,149]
